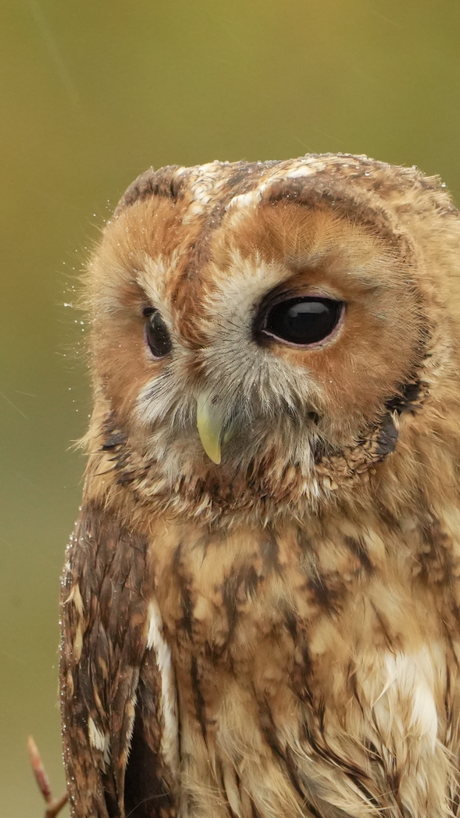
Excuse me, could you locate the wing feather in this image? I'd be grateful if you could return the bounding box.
[60,501,178,817]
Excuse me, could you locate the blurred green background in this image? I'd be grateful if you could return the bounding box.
[2,1,460,815]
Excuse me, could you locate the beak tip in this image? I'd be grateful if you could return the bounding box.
[200,439,222,465]
[196,391,224,465]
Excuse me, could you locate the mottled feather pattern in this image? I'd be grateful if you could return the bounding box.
[61,154,460,817]
[61,506,178,817]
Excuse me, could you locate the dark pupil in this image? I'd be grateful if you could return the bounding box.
[265,297,343,346]
[145,310,172,358]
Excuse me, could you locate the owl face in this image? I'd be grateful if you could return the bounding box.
[86,156,456,519]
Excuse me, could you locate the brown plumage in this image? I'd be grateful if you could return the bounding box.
[60,154,460,818]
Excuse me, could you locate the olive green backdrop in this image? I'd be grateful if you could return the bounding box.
[2,1,460,815]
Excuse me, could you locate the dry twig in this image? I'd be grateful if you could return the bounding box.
[28,736,69,818]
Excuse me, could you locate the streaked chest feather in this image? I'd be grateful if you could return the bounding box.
[149,512,460,818]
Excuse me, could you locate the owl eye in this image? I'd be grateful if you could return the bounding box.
[259,297,344,347]
[143,307,172,358]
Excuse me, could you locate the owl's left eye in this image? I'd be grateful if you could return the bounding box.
[143,308,172,358]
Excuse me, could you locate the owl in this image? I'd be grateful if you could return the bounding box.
[60,154,460,818]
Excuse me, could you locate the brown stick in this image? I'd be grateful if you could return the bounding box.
[28,736,69,818]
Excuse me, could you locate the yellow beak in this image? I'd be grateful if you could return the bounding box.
[196,391,225,464]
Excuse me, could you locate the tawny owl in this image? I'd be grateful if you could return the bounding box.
[60,154,460,818]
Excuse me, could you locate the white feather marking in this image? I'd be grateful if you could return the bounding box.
[146,599,180,775]
[66,582,84,616]
[285,166,316,178]
[285,161,327,179]
[379,651,438,750]
[226,190,261,210]
[182,161,227,222]
[88,717,111,766]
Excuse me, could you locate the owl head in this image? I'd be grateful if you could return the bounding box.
[83,155,460,524]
